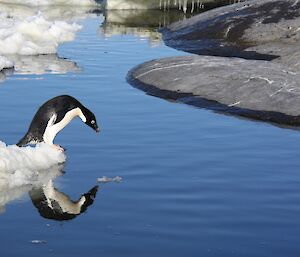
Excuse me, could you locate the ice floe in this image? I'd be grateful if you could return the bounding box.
[0,142,65,187]
[0,14,81,56]
[0,3,102,75]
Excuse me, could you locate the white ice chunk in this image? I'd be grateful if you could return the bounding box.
[97,176,122,183]
[0,13,81,56]
[30,240,47,244]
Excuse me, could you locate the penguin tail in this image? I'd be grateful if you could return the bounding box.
[16,137,26,147]
[16,134,33,147]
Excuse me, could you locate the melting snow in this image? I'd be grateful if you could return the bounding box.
[0,0,98,6]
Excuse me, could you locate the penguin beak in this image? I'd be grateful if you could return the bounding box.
[93,123,100,133]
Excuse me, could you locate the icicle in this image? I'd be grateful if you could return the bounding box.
[183,0,187,13]
[191,0,194,13]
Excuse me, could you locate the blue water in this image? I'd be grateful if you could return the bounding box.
[1,6,300,257]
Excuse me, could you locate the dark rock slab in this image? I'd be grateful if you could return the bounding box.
[162,0,300,61]
[128,55,300,125]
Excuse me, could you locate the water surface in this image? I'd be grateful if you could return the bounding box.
[1,4,300,257]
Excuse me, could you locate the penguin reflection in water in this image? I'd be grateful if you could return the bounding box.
[17,95,100,150]
[29,180,98,221]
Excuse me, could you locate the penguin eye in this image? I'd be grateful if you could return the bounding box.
[91,120,95,125]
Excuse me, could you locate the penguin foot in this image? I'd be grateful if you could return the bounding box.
[53,144,65,152]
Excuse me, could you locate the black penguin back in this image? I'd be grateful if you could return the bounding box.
[17,95,84,146]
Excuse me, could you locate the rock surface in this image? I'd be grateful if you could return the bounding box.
[162,0,300,61]
[128,0,300,125]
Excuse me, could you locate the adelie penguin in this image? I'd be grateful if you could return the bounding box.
[17,95,99,150]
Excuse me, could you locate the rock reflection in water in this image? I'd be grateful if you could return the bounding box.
[101,9,197,45]
[101,1,241,45]
[104,0,242,13]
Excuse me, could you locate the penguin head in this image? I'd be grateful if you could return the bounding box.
[80,106,100,133]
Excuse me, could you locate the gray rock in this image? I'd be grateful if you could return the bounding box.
[128,55,300,124]
[128,0,300,125]
[162,0,300,60]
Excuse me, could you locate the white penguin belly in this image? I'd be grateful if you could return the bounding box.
[43,108,86,145]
